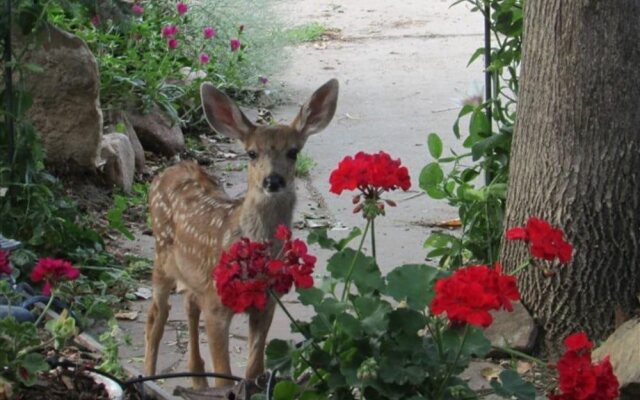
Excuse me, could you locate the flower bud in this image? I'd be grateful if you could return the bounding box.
[353,204,363,214]
[543,269,556,278]
[352,194,361,204]
[385,199,397,207]
[356,358,378,381]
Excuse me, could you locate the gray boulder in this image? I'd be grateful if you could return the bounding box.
[128,108,184,157]
[593,318,640,396]
[99,133,135,193]
[484,302,538,356]
[103,110,145,172]
[17,25,102,169]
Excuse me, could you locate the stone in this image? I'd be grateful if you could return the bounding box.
[484,302,538,356]
[128,107,185,157]
[103,110,145,172]
[592,317,640,396]
[99,133,135,193]
[179,67,207,86]
[17,25,102,170]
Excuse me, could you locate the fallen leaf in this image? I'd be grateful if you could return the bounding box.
[134,287,152,300]
[115,311,139,321]
[481,366,501,381]
[517,361,533,375]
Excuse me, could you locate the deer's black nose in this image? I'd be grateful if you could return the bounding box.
[263,174,286,192]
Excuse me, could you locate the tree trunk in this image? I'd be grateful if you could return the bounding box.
[502,0,640,355]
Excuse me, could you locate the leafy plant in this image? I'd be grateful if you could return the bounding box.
[295,152,316,177]
[286,22,327,43]
[419,0,522,269]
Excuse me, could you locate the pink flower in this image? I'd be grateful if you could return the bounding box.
[177,2,188,15]
[0,250,11,275]
[199,53,210,64]
[162,25,179,38]
[259,76,268,85]
[167,38,179,49]
[90,15,101,26]
[230,38,241,51]
[203,26,216,39]
[30,258,80,295]
[132,3,144,15]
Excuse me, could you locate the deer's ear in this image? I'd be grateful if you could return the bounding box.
[200,83,254,141]
[292,79,339,137]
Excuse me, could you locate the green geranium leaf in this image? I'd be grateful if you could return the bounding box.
[490,369,537,400]
[17,353,49,386]
[266,339,294,371]
[273,380,299,400]
[327,249,384,293]
[427,133,443,159]
[297,287,324,307]
[384,264,445,309]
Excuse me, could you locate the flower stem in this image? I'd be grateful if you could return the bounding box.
[268,290,326,384]
[436,324,469,400]
[491,345,545,366]
[340,219,371,302]
[34,292,56,327]
[510,258,533,276]
[370,218,377,261]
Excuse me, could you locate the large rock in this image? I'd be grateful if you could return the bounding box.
[18,25,102,169]
[128,108,184,157]
[103,110,145,172]
[484,302,538,356]
[593,318,640,396]
[99,133,135,193]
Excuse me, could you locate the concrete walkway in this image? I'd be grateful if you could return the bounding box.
[117,0,485,396]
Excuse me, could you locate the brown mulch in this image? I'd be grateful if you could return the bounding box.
[14,367,110,400]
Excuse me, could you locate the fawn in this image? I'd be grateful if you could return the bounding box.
[144,79,339,388]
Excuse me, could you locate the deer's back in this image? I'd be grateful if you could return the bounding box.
[149,162,242,290]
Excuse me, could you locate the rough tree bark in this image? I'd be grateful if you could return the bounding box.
[501,0,640,355]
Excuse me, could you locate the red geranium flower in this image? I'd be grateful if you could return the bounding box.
[548,332,619,400]
[213,226,316,313]
[507,217,573,263]
[29,258,80,295]
[329,151,411,218]
[0,250,11,275]
[430,263,520,328]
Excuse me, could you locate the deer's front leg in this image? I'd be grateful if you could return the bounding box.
[203,297,234,387]
[246,300,276,380]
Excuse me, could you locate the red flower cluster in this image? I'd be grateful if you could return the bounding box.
[213,226,316,313]
[507,217,573,264]
[430,263,520,328]
[0,250,11,275]
[29,258,80,295]
[548,332,619,400]
[329,151,411,196]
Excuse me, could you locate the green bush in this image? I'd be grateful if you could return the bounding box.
[47,0,287,131]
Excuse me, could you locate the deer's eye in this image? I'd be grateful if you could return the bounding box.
[287,148,299,161]
[247,150,258,160]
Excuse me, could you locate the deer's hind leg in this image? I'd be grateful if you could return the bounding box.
[184,291,208,389]
[144,264,175,377]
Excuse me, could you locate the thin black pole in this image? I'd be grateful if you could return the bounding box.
[483,2,493,185]
[4,0,15,163]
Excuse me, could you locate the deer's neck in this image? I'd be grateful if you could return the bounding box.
[238,188,296,242]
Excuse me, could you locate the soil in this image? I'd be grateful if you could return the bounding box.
[14,366,110,400]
